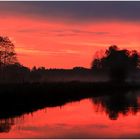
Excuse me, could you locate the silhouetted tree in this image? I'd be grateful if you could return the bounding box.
[0,36,18,82]
[4,63,30,83]
[91,45,140,82]
[30,66,47,82]
[0,36,17,67]
[91,58,102,70]
[73,67,89,72]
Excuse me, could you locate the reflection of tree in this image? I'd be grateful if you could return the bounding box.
[0,118,14,132]
[92,91,139,120]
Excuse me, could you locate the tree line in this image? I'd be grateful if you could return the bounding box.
[0,36,140,83]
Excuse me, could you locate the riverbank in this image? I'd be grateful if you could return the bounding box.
[0,82,140,119]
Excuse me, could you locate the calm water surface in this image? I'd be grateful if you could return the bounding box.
[0,91,140,138]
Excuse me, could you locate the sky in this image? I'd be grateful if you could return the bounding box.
[1,1,140,68]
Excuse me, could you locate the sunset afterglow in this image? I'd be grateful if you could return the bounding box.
[1,1,140,68]
[1,2,140,139]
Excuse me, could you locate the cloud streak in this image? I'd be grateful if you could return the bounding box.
[16,47,81,56]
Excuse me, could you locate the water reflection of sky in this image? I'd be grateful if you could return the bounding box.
[0,93,140,138]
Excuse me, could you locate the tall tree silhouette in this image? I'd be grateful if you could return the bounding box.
[0,36,17,67]
[0,36,18,82]
[91,45,140,82]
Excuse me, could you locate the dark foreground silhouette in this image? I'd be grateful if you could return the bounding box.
[0,82,140,133]
[0,37,140,134]
[0,82,140,119]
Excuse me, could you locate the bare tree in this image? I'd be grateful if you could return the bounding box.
[0,36,17,67]
[0,36,17,82]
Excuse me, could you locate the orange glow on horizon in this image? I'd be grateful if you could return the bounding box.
[1,15,140,68]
